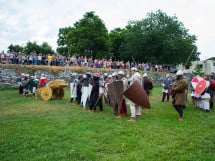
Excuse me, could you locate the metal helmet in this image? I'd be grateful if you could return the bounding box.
[118,71,125,75]
[176,70,183,76]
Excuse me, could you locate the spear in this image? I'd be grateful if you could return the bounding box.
[184,48,195,68]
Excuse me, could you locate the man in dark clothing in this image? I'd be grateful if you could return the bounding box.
[89,72,103,112]
[142,73,153,96]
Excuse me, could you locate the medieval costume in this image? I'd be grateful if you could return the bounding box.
[80,73,92,108]
[89,72,103,112]
[103,74,111,105]
[70,73,78,103]
[161,74,172,102]
[142,73,153,97]
[172,70,188,121]
[39,74,47,88]
[197,75,211,112]
[116,71,128,118]
[76,74,83,105]
[127,67,142,121]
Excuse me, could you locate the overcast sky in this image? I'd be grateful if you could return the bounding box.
[0,0,214,60]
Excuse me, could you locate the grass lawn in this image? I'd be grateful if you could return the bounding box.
[0,86,215,161]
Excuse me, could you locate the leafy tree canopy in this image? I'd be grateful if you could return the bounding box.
[57,11,110,58]
[8,41,54,55]
[117,10,198,65]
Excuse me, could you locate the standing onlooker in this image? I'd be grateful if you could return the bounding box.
[172,70,188,121]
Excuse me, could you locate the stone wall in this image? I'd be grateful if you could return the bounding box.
[0,64,193,88]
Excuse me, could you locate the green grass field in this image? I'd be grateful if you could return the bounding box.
[0,86,215,161]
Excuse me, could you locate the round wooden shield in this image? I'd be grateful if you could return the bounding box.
[195,79,207,94]
[123,81,150,108]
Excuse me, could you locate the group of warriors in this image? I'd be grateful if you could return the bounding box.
[161,71,215,120]
[17,73,47,98]
[69,67,153,121]
[16,68,215,121]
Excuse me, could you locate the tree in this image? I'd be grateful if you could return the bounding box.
[109,28,126,61]
[23,41,54,54]
[56,27,72,56]
[23,42,40,54]
[57,11,110,59]
[8,44,24,53]
[192,64,205,76]
[119,10,198,65]
[40,42,54,54]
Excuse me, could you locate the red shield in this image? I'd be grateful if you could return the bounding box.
[191,76,203,89]
[195,79,207,94]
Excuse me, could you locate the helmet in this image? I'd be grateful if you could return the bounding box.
[118,71,125,75]
[131,67,137,71]
[108,75,112,78]
[176,70,183,76]
[72,72,77,76]
[166,74,170,78]
[41,74,45,77]
[103,73,108,77]
[112,72,117,77]
[143,73,148,77]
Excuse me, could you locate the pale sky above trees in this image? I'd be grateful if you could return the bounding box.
[0,0,214,60]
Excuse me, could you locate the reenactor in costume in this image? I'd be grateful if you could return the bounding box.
[80,73,92,109]
[18,73,25,94]
[197,75,211,112]
[70,73,78,103]
[127,67,142,121]
[209,73,215,109]
[172,70,188,121]
[142,73,153,97]
[28,75,39,97]
[22,74,30,95]
[161,74,173,102]
[89,72,103,113]
[116,70,129,118]
[32,76,39,99]
[76,74,83,105]
[39,74,47,88]
[103,73,111,105]
[111,72,118,82]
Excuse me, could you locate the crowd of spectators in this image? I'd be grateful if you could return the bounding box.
[0,50,173,72]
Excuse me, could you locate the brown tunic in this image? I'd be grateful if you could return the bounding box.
[172,77,188,106]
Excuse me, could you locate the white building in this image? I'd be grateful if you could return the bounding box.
[190,60,215,74]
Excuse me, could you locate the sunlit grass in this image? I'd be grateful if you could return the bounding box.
[0,87,215,161]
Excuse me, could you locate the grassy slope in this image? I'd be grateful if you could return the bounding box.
[0,87,215,161]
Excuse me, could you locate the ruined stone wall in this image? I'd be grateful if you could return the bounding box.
[0,64,193,88]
